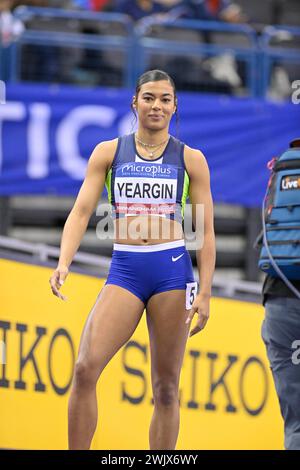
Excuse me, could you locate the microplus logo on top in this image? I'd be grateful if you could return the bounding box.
[120,162,174,178]
[115,163,178,205]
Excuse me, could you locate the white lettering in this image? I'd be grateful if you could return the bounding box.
[0,80,6,104]
[282,178,299,190]
[292,80,300,104]
[115,177,177,205]
[118,111,137,136]
[27,103,51,178]
[185,203,205,251]
[56,105,116,179]
[100,453,135,467]
[292,340,300,365]
[121,162,172,177]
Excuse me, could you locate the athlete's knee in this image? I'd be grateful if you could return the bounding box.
[153,377,179,407]
[73,359,100,390]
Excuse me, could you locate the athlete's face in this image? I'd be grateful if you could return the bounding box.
[133,80,177,131]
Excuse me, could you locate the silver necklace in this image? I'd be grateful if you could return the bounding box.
[135,134,169,158]
[142,144,164,158]
[135,134,169,148]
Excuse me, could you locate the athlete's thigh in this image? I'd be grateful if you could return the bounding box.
[146,289,190,380]
[77,284,145,372]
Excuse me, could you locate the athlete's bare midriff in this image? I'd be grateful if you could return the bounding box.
[114,215,184,245]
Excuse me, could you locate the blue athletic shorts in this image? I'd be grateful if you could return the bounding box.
[105,239,197,307]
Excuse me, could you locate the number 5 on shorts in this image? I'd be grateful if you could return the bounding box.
[186,282,198,310]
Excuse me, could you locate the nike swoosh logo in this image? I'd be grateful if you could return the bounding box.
[172,253,185,262]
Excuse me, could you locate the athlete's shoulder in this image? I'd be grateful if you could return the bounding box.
[88,138,119,173]
[94,138,119,159]
[184,144,206,159]
[184,145,209,178]
[172,136,206,160]
[94,138,119,154]
[184,144,207,165]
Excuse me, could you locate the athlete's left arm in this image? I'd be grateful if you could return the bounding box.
[184,147,216,337]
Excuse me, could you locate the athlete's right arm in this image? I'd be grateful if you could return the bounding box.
[49,139,117,300]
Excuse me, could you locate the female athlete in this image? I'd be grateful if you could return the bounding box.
[49,69,216,450]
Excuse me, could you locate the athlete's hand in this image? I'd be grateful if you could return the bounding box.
[185,293,210,337]
[49,265,69,301]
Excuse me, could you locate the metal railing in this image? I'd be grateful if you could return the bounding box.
[0,234,262,300]
[0,234,110,270]
[259,25,300,97]
[135,18,259,96]
[0,37,10,82]
[3,6,260,95]
[1,7,299,96]
[10,7,136,87]
[0,38,2,81]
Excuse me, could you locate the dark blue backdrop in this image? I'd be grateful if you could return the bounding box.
[0,83,299,207]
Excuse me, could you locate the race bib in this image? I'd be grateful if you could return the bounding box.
[114,162,177,216]
[186,282,198,310]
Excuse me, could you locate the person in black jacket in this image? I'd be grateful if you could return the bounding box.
[262,252,300,447]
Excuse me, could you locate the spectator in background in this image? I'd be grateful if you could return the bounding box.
[169,0,248,91]
[67,0,115,85]
[202,0,246,23]
[0,0,24,46]
[166,0,247,23]
[114,0,167,22]
[9,1,54,7]
[9,1,72,82]
[71,0,113,11]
